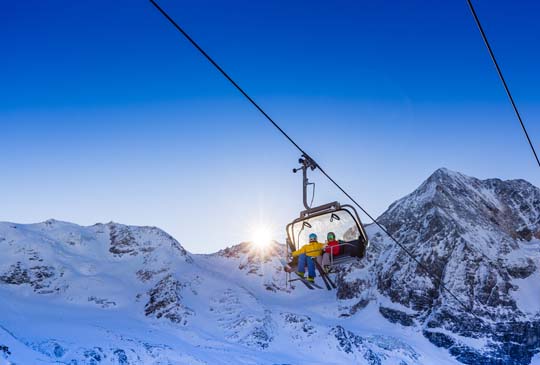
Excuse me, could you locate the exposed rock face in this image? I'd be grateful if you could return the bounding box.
[329,325,421,365]
[280,312,316,339]
[109,224,138,256]
[108,223,190,260]
[144,274,194,325]
[336,168,540,364]
[0,262,60,294]
[0,345,11,359]
[378,307,416,327]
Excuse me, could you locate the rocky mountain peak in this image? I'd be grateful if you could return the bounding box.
[380,169,540,242]
[360,168,540,364]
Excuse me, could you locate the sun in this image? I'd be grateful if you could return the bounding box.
[250,224,273,250]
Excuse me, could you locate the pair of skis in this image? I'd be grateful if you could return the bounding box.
[289,276,323,290]
[280,258,336,291]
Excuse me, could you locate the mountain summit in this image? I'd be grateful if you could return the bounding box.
[0,169,539,365]
[371,168,540,364]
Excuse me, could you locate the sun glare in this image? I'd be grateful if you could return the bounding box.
[251,225,273,249]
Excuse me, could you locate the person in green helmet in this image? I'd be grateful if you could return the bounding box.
[317,231,341,272]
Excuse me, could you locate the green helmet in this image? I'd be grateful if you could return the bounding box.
[327,232,336,241]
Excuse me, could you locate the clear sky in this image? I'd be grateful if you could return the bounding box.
[1,0,539,253]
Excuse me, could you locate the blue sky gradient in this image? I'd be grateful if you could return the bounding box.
[1,0,539,252]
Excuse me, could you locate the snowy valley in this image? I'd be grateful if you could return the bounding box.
[1,168,539,365]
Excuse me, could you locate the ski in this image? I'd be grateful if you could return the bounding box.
[291,270,324,290]
[314,261,332,290]
[315,264,332,290]
[289,274,315,290]
[314,260,337,289]
[288,277,323,290]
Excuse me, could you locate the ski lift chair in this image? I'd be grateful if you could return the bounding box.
[284,155,369,270]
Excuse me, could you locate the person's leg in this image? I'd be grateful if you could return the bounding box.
[297,254,306,276]
[307,256,316,279]
[322,252,330,267]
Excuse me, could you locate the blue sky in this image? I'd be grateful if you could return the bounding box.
[1,0,539,253]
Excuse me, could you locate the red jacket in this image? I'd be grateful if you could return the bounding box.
[325,240,341,256]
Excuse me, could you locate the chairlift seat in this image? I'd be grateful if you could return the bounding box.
[327,239,367,266]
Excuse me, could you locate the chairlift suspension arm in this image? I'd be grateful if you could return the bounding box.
[293,155,317,210]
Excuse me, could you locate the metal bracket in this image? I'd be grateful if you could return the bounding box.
[293,154,318,210]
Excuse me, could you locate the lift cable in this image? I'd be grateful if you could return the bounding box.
[466,0,540,168]
[149,0,478,317]
[148,0,308,158]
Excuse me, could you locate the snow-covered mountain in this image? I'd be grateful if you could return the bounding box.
[335,168,540,364]
[1,168,539,365]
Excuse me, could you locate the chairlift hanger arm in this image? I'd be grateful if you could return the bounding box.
[293,155,318,210]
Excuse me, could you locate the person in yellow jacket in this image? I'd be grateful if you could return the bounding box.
[292,233,323,282]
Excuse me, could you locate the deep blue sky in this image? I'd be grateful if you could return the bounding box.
[1,0,539,252]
